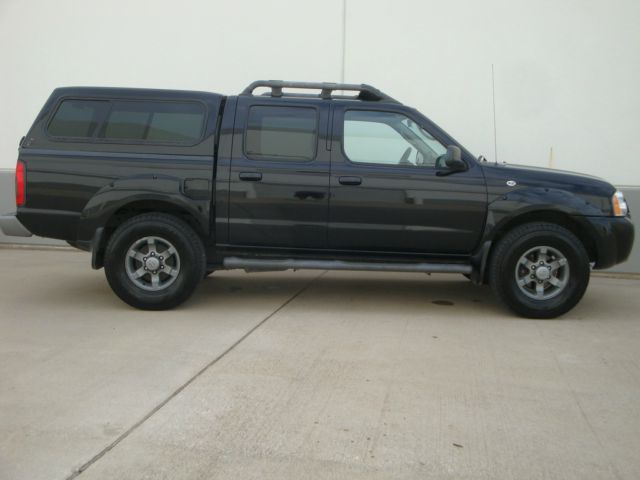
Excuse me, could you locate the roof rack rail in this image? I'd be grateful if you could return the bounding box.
[241,80,399,103]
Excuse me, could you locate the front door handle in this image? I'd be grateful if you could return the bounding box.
[239,172,262,182]
[338,176,362,186]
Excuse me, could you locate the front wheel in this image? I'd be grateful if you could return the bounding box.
[489,222,590,318]
[104,213,206,310]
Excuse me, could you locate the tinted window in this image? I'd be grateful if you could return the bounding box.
[48,100,109,138]
[101,101,205,142]
[344,110,446,167]
[245,106,317,160]
[103,106,148,139]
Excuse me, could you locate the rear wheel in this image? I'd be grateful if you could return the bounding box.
[104,213,206,310]
[489,222,590,318]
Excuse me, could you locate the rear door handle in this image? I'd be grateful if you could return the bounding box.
[338,176,362,186]
[294,191,325,200]
[239,172,262,182]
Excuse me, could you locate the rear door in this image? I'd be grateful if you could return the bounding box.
[328,105,487,254]
[227,97,330,249]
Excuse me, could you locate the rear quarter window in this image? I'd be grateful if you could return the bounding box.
[101,101,205,143]
[46,98,206,144]
[47,100,109,138]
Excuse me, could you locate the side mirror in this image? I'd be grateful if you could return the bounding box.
[444,145,465,171]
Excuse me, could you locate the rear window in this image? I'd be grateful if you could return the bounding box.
[47,100,109,138]
[245,106,317,160]
[47,99,206,144]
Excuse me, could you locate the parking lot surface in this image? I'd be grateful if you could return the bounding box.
[1,247,640,480]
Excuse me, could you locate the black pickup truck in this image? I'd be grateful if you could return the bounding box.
[0,81,634,317]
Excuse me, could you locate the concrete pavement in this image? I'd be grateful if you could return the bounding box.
[1,247,640,480]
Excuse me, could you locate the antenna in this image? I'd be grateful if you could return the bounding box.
[492,64,499,164]
[341,0,347,83]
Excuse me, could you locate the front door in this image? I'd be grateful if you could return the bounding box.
[228,97,330,249]
[328,105,487,254]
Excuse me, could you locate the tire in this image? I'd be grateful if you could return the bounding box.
[204,269,215,278]
[104,213,206,310]
[488,222,590,319]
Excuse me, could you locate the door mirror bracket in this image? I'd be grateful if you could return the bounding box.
[437,145,466,176]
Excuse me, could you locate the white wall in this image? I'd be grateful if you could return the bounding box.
[1,0,639,187]
[345,0,640,185]
[0,0,343,170]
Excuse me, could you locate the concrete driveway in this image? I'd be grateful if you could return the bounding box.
[1,247,640,480]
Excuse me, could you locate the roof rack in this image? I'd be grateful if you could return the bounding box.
[240,80,399,103]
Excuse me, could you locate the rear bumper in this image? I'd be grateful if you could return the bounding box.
[15,208,79,241]
[0,213,33,237]
[579,215,634,269]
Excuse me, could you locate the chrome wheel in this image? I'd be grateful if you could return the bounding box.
[515,245,569,300]
[125,236,180,291]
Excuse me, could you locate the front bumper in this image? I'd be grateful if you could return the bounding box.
[0,213,33,237]
[579,215,634,269]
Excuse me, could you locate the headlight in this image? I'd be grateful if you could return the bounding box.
[612,190,629,217]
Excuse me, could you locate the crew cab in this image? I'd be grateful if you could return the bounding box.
[0,81,634,317]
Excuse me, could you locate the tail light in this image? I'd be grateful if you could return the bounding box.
[16,160,26,207]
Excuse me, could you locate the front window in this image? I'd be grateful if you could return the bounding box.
[343,110,447,167]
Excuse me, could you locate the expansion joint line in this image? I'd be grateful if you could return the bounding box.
[65,271,326,480]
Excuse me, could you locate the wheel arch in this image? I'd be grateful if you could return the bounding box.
[90,199,207,270]
[479,209,598,284]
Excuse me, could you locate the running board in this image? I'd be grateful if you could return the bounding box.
[222,257,472,274]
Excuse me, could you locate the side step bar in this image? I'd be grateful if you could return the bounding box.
[222,257,472,274]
